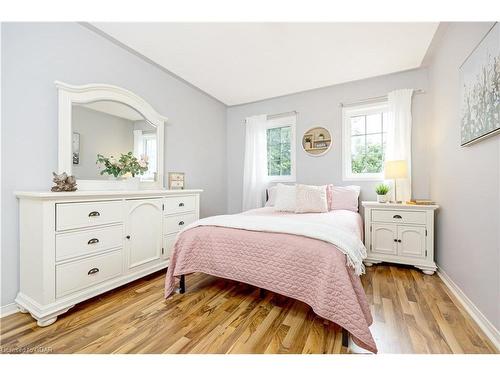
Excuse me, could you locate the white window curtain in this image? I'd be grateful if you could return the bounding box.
[242,114,268,211]
[385,89,413,202]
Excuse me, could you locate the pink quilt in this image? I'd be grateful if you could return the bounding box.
[164,209,377,353]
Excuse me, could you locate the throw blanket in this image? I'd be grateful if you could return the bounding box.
[165,209,377,353]
[181,213,367,275]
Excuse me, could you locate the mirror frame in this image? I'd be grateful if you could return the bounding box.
[55,81,167,190]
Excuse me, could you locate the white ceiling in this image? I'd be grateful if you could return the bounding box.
[92,23,438,106]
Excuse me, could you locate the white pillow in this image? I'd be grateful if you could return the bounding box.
[295,184,328,213]
[274,184,296,212]
[265,185,278,207]
[331,185,361,212]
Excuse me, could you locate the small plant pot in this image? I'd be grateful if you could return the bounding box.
[377,194,388,203]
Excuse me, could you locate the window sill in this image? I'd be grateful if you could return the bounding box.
[267,176,296,183]
[342,174,384,182]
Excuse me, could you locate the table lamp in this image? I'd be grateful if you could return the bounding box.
[384,160,408,203]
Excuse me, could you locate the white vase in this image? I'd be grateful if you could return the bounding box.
[107,175,140,190]
[125,176,140,190]
[377,194,388,203]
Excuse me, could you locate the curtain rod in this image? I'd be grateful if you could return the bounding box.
[339,89,425,108]
[244,110,298,124]
[267,110,298,120]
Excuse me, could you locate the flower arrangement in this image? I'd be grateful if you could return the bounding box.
[96,152,149,178]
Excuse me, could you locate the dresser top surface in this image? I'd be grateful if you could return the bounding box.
[361,201,439,210]
[15,189,203,200]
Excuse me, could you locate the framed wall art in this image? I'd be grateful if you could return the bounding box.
[460,22,499,146]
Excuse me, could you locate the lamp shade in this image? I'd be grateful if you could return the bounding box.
[384,160,408,179]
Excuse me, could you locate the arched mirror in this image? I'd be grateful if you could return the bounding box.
[56,81,167,190]
[72,101,157,181]
[302,126,332,156]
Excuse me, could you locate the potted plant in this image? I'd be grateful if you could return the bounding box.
[96,152,149,186]
[304,136,312,149]
[375,183,390,203]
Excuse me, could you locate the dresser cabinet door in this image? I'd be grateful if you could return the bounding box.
[397,226,426,258]
[371,223,398,255]
[126,199,163,269]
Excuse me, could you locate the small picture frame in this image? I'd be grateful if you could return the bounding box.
[72,132,80,165]
[168,172,185,190]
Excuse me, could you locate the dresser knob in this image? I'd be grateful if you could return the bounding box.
[393,214,402,219]
[88,211,100,217]
[126,235,131,240]
[179,202,185,207]
[87,238,99,245]
[178,221,185,226]
[88,268,99,275]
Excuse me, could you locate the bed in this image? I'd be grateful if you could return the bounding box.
[164,206,377,353]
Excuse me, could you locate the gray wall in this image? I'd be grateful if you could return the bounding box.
[1,22,227,306]
[72,106,135,180]
[226,68,432,213]
[427,22,499,330]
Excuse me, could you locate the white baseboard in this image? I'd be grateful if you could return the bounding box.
[437,267,500,351]
[0,302,19,318]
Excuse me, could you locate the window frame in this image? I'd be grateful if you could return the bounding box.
[265,115,296,183]
[140,132,157,182]
[342,101,388,181]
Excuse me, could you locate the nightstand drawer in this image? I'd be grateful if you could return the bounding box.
[372,209,426,225]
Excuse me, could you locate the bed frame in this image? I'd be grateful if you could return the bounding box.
[178,274,349,349]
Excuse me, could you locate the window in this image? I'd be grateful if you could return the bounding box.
[342,102,389,180]
[266,115,296,181]
[140,134,157,181]
[134,131,157,181]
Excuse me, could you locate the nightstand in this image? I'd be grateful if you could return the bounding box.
[362,201,439,275]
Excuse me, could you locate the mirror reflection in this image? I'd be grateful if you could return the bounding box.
[71,101,157,181]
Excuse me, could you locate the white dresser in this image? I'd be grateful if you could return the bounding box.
[362,201,438,275]
[15,189,201,326]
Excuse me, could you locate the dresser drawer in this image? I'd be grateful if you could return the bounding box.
[164,213,197,234]
[56,201,123,231]
[164,195,196,214]
[371,209,426,225]
[56,225,123,261]
[56,250,122,298]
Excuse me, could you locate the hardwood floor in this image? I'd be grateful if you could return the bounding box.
[0,264,497,354]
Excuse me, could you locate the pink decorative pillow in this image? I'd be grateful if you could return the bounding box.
[326,184,334,210]
[331,185,361,212]
[295,184,328,213]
